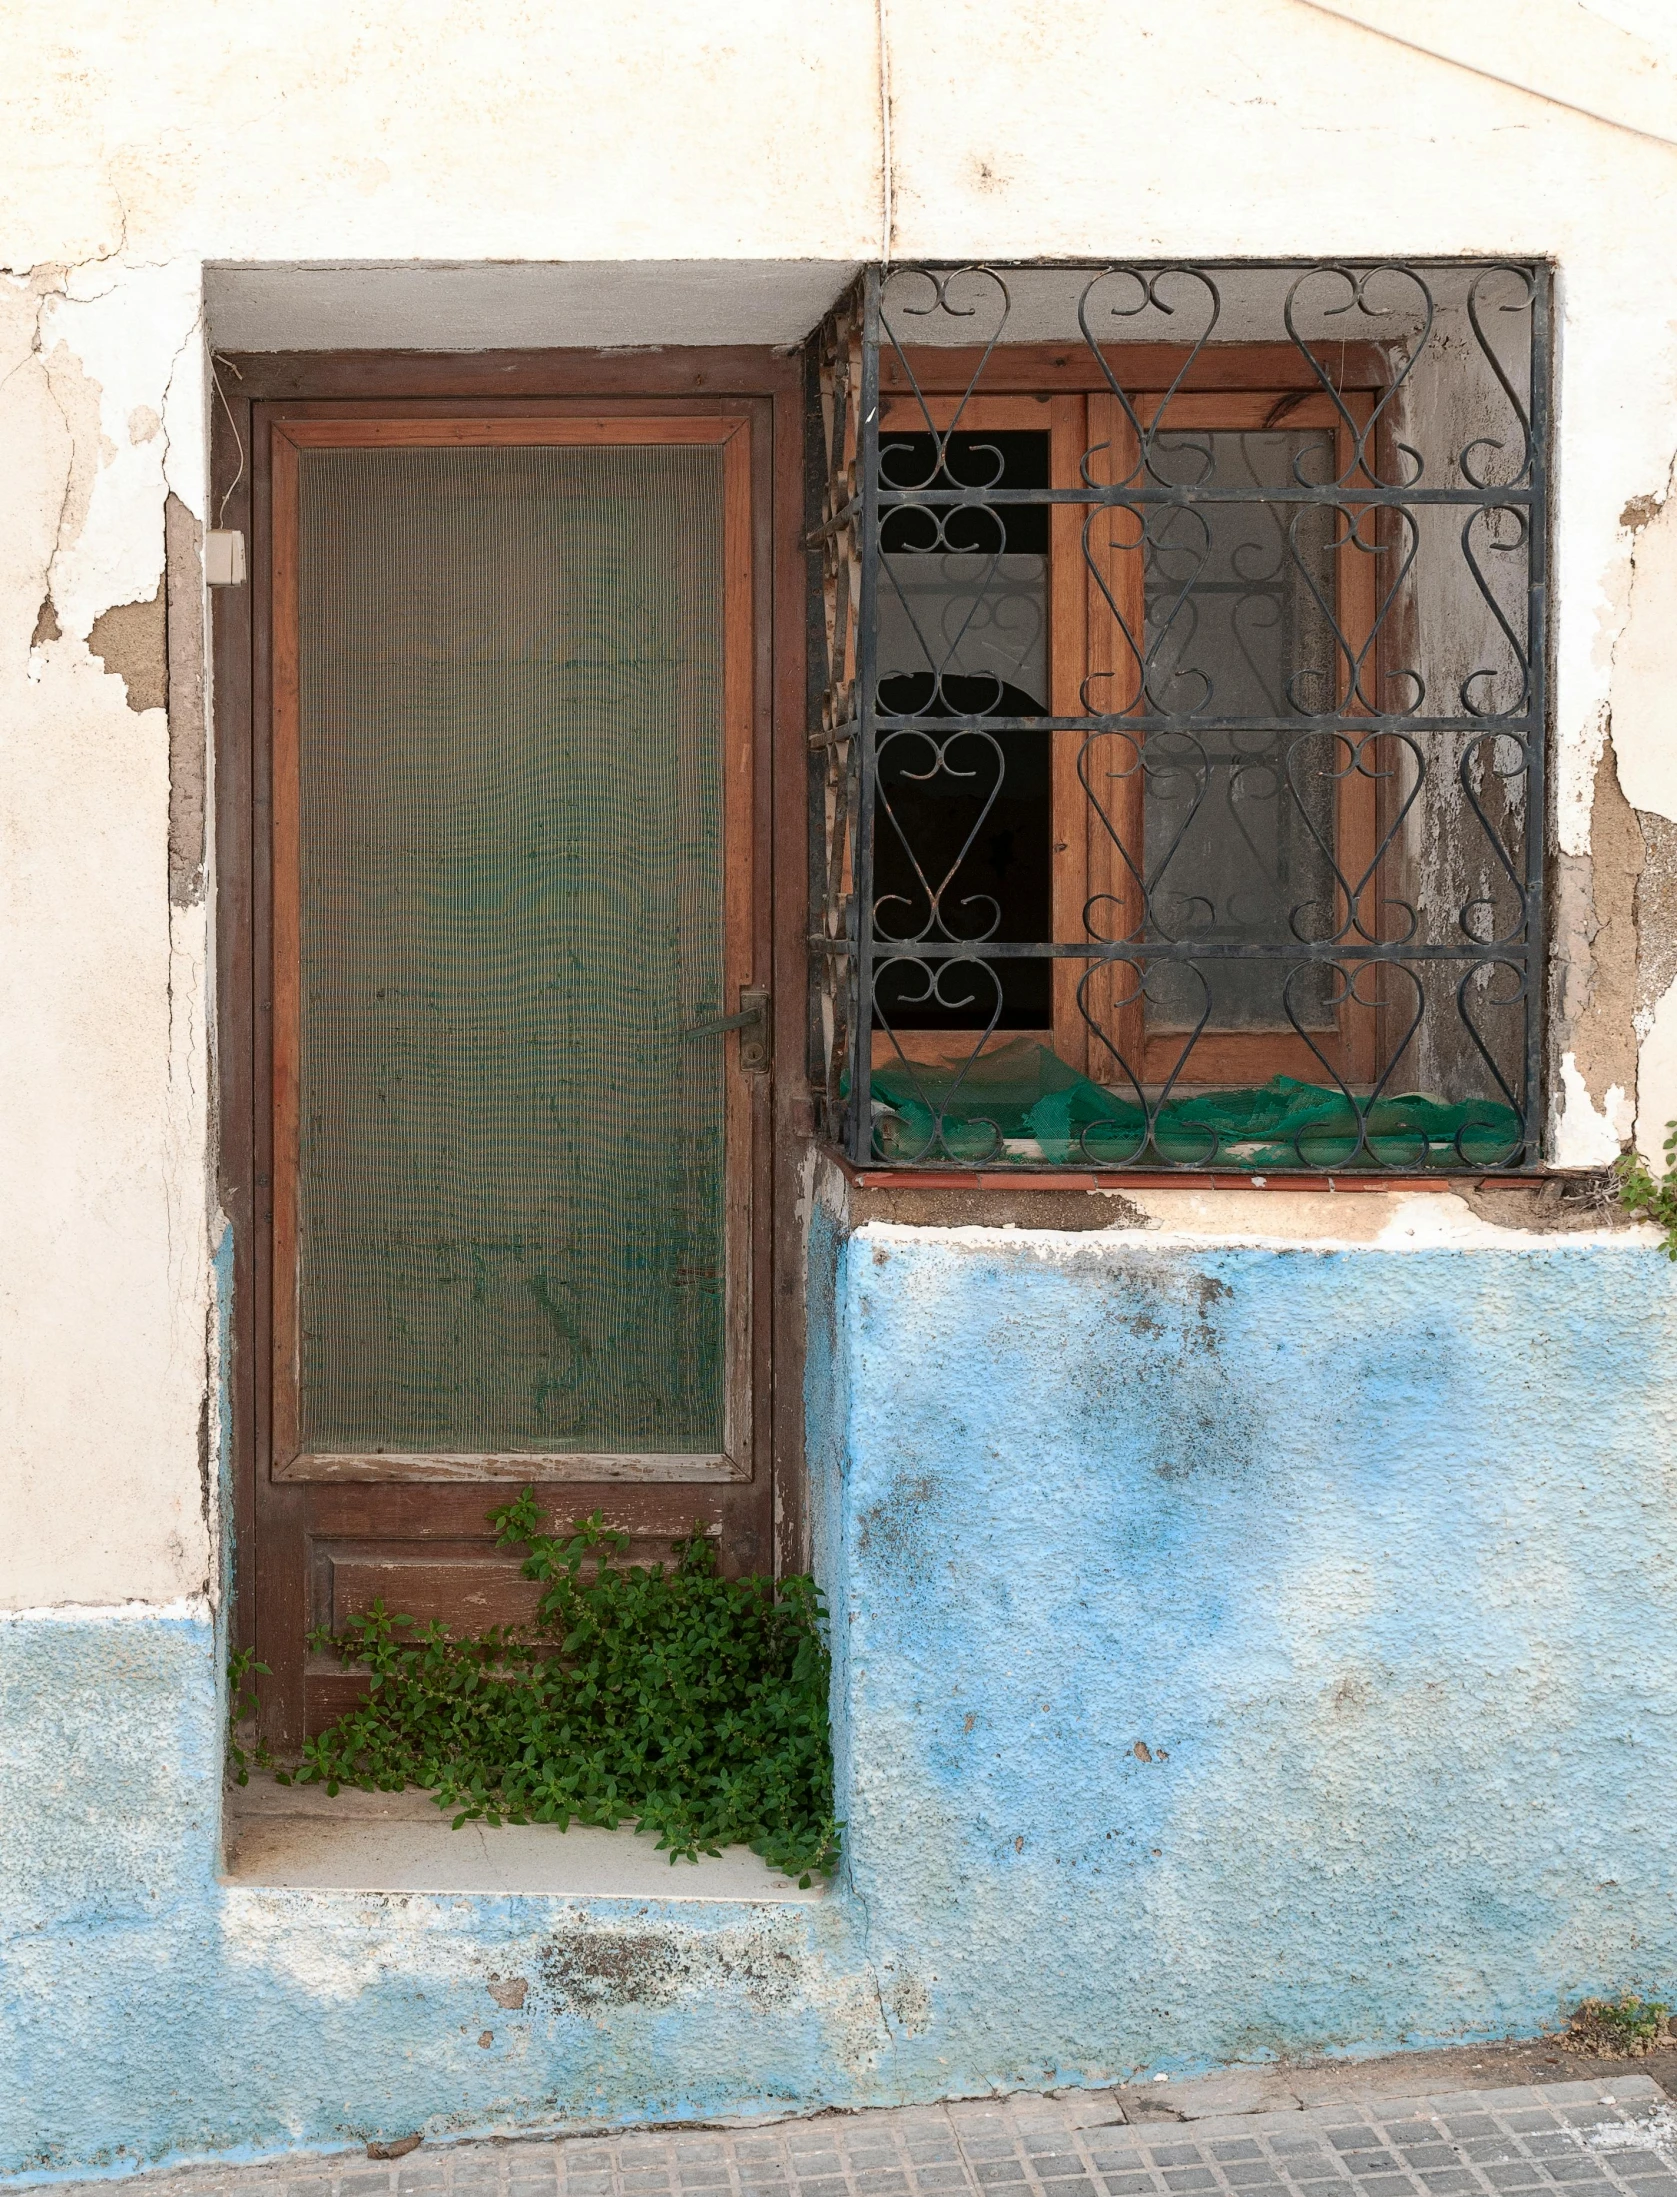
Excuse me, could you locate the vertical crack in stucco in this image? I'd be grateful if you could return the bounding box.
[197,1281,216,1603]
[5,270,72,656]
[35,298,80,627]
[163,494,206,904]
[841,1853,894,2060]
[157,310,211,1563]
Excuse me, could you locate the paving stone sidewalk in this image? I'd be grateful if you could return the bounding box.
[29,2078,1677,2197]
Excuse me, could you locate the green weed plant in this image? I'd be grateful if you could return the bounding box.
[278,1493,839,1884]
[1568,1993,1672,2056]
[226,1645,273,1785]
[1615,1121,1677,1257]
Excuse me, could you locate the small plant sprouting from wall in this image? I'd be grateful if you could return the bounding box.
[1566,1994,1673,2057]
[1615,1123,1677,1257]
[226,1646,273,1785]
[280,1494,839,1884]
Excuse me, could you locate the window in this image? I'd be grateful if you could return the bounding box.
[811,261,1549,1173]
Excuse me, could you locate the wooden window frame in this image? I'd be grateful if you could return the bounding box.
[875,356,1386,1095]
[1086,387,1381,1092]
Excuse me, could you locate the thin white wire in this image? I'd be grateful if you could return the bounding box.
[1289,0,1677,151]
[210,352,245,529]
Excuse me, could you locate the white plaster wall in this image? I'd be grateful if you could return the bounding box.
[5,0,1677,1605]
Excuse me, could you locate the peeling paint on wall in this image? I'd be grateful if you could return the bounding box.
[88,577,166,711]
[165,490,206,904]
[0,253,211,1610]
[1552,736,1643,1159]
[1589,481,1677,1154]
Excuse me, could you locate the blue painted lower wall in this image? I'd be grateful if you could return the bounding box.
[4,1219,1676,2177]
[815,1221,1677,2084]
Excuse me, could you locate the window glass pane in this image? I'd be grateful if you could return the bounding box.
[296,443,725,1455]
[1142,427,1339,1034]
[873,429,1052,1029]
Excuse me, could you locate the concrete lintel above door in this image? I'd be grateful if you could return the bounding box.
[204,258,862,354]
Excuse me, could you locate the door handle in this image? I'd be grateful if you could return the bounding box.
[684,986,770,1072]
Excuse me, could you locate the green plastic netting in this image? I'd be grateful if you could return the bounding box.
[870,1037,1522,1170]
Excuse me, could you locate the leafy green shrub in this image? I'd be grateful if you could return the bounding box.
[1567,1993,1672,2056]
[285,1492,839,1884]
[1615,1122,1677,1257]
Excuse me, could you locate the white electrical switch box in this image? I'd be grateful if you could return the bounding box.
[205,530,247,587]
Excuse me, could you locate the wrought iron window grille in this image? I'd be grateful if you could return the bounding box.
[809,260,1550,1174]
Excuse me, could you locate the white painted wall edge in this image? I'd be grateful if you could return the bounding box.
[0,1595,213,1626]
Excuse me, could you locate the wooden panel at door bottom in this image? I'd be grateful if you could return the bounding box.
[317,1526,721,1633]
[300,1496,730,1739]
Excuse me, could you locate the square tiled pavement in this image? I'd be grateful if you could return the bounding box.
[30,2077,1677,2197]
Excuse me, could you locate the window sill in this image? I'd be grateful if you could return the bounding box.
[820,1145,1546,1193]
[221,1773,827,1902]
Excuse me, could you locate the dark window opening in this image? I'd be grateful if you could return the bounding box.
[873,431,1052,1030]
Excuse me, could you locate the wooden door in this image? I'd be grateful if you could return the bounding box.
[247,402,776,1749]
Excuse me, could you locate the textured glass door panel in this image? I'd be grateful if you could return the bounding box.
[296,444,724,1455]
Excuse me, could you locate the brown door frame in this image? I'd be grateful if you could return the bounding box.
[211,349,810,1749]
